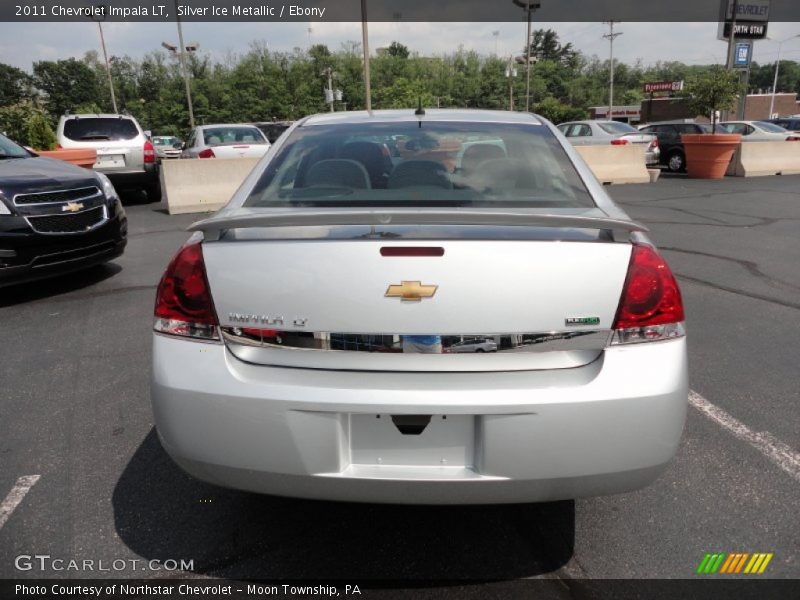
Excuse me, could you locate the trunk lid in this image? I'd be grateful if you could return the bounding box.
[202,235,633,372]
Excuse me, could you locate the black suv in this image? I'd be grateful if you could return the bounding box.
[0,134,127,287]
[638,121,712,172]
[767,117,800,132]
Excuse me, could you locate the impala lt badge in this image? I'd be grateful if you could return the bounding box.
[385,281,438,302]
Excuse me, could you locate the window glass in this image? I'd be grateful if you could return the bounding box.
[597,121,638,134]
[202,127,267,146]
[0,133,30,158]
[244,121,595,209]
[63,118,139,141]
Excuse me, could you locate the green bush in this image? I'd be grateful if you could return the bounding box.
[685,65,742,133]
[25,112,57,150]
[0,103,30,144]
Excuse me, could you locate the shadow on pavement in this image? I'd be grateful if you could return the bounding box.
[0,263,122,307]
[113,429,575,581]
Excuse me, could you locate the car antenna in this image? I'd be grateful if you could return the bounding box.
[415,98,425,127]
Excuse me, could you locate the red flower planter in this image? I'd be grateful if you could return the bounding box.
[681,133,741,179]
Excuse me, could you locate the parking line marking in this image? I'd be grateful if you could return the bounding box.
[689,390,800,483]
[0,475,40,530]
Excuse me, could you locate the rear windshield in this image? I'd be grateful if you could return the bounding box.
[202,127,266,146]
[63,118,139,141]
[597,121,638,134]
[244,121,594,209]
[755,121,788,133]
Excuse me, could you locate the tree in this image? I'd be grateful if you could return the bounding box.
[685,65,742,133]
[386,41,410,59]
[0,63,34,105]
[32,58,99,121]
[534,97,587,124]
[526,29,578,67]
[25,112,57,150]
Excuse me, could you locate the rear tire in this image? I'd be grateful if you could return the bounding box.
[145,179,162,202]
[667,151,685,173]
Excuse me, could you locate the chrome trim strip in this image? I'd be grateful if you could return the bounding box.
[220,328,613,354]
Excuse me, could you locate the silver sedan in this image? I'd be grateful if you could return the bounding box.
[152,109,688,504]
[719,120,800,141]
[557,120,661,165]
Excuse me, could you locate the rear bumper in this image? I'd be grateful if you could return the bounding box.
[152,335,688,504]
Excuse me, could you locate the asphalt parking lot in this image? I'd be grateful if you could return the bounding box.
[1,176,798,589]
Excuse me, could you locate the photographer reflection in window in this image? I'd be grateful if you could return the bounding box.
[401,335,443,354]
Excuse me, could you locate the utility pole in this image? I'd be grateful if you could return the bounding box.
[603,21,622,121]
[323,67,335,112]
[492,30,500,55]
[512,1,540,112]
[175,3,195,128]
[505,57,518,111]
[96,22,118,114]
[768,35,799,119]
[361,0,372,112]
[724,0,739,120]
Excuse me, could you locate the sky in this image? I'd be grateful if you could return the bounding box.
[1,21,800,73]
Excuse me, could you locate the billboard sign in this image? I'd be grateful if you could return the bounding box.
[643,81,685,93]
[718,0,769,40]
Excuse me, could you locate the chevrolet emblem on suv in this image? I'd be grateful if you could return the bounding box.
[61,201,84,213]
[384,281,438,302]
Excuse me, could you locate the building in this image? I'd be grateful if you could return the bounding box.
[638,93,800,124]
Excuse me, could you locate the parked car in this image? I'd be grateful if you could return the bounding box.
[718,120,800,141]
[556,120,660,166]
[766,117,800,133]
[253,121,295,144]
[152,136,183,160]
[56,113,160,200]
[638,121,713,172]
[445,338,499,353]
[182,124,270,159]
[152,109,688,505]
[0,133,127,287]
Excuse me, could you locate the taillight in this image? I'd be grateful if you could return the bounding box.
[144,139,155,164]
[198,148,215,158]
[154,241,219,340]
[650,138,659,148]
[611,244,685,345]
[610,138,630,145]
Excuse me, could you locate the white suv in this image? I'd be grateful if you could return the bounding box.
[57,113,160,200]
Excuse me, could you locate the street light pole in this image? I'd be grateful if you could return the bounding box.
[505,57,518,111]
[603,21,622,121]
[769,34,800,119]
[174,4,195,128]
[512,1,540,113]
[97,22,118,113]
[361,0,372,112]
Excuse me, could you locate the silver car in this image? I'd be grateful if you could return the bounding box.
[182,124,270,159]
[152,136,183,160]
[152,110,688,504]
[718,121,800,141]
[557,120,660,166]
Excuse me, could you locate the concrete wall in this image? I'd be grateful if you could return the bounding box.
[160,158,260,215]
[726,141,800,177]
[574,145,651,185]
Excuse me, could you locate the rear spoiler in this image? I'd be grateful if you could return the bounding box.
[189,208,648,240]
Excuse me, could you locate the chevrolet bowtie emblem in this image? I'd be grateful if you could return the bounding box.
[61,201,84,213]
[385,281,438,302]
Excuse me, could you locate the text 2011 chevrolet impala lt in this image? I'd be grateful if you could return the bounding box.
[151,110,687,504]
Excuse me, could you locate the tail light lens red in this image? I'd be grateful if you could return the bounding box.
[154,241,219,340]
[198,148,215,158]
[611,243,685,345]
[143,139,156,164]
[650,138,659,148]
[610,138,630,145]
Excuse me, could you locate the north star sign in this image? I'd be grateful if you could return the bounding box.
[718,0,770,41]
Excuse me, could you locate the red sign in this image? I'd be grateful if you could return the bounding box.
[644,81,684,93]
